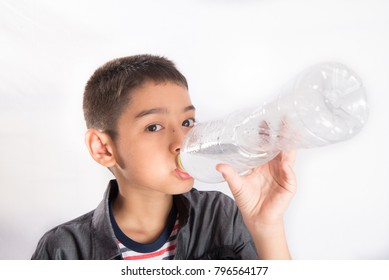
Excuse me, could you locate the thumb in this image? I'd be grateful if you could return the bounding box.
[216,164,244,194]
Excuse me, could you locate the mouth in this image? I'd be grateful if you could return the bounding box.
[175,168,192,180]
[175,154,192,179]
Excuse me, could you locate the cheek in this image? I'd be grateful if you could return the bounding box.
[127,143,169,175]
[136,140,166,163]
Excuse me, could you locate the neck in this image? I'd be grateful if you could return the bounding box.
[112,182,174,244]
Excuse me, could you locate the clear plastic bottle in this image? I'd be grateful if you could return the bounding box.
[178,62,369,183]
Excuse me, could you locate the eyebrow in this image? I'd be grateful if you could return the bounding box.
[135,105,196,118]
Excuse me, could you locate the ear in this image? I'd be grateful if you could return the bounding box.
[85,129,116,168]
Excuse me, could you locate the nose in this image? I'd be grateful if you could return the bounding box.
[169,127,186,154]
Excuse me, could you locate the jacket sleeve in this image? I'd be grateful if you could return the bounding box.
[31,229,68,260]
[31,221,93,260]
[231,205,258,259]
[189,190,258,260]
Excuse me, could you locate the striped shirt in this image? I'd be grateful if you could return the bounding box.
[118,220,179,260]
[109,202,179,260]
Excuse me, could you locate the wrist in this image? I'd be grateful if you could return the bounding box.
[245,220,291,260]
[248,220,285,238]
[244,215,285,231]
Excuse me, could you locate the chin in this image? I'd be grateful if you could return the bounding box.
[172,179,194,195]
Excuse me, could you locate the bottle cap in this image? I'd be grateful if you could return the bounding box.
[177,154,186,172]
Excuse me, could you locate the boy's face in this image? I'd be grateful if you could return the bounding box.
[112,81,195,195]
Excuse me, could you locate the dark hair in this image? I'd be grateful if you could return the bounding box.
[83,54,188,139]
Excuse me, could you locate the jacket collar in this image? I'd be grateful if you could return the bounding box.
[91,179,192,260]
[91,180,122,259]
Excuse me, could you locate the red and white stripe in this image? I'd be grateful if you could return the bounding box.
[118,222,179,260]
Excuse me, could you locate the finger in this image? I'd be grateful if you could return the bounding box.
[281,150,296,166]
[277,115,299,152]
[258,120,271,148]
[268,162,296,193]
[281,160,297,193]
[216,163,244,194]
[268,151,297,191]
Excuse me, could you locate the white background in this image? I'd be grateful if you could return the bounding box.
[0,0,388,259]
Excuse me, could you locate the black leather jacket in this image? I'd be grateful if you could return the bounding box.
[32,180,257,260]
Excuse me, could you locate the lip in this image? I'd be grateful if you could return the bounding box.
[175,168,192,180]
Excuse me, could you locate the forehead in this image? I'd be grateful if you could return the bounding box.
[127,81,192,112]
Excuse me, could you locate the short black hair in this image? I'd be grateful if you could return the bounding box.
[83,54,188,139]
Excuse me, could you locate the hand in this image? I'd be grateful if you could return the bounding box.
[216,150,297,227]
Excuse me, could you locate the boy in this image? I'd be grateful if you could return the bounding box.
[32,55,296,260]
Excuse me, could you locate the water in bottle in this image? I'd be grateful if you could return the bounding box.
[178,62,369,183]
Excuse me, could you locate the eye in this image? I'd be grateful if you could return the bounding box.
[182,118,195,127]
[146,124,163,132]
